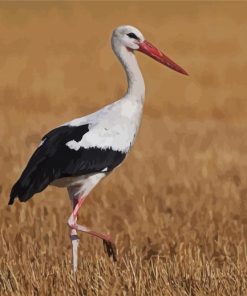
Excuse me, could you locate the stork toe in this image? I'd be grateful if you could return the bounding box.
[103,239,117,262]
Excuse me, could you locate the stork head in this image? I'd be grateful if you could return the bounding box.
[112,25,188,76]
[112,25,144,51]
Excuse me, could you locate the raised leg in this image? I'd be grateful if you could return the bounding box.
[68,195,117,263]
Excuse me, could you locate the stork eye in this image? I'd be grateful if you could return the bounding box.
[127,32,139,40]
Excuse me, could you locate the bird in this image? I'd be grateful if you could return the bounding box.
[9,25,188,272]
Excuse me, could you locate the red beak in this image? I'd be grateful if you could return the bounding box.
[138,40,188,76]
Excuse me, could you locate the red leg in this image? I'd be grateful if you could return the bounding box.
[68,195,117,262]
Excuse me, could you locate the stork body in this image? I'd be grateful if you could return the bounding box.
[9,25,188,272]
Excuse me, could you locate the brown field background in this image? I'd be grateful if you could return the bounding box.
[1,1,247,295]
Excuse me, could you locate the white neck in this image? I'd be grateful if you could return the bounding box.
[112,42,145,101]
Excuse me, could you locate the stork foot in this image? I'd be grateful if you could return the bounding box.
[103,239,117,262]
[68,216,117,263]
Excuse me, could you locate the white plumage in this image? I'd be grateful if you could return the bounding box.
[66,98,143,152]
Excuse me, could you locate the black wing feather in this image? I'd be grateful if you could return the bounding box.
[9,124,126,204]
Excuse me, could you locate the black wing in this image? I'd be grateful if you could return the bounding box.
[9,124,126,204]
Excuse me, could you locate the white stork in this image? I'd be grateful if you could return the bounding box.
[9,25,188,272]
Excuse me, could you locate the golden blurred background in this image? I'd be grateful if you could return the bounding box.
[1,2,247,294]
[1,1,247,121]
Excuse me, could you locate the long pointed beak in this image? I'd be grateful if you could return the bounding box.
[138,40,188,76]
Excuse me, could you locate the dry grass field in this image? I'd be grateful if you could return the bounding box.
[1,2,247,295]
